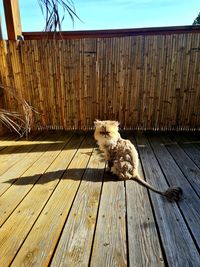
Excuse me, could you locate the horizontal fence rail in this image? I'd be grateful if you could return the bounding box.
[0,29,200,131]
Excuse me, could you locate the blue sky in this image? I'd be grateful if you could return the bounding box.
[0,0,199,37]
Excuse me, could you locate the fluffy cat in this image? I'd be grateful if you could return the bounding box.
[94,119,182,202]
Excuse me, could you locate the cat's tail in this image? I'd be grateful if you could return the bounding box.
[131,176,183,202]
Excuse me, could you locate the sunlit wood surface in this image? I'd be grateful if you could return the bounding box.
[0,131,199,267]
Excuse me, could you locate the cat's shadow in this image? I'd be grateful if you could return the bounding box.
[4,168,118,186]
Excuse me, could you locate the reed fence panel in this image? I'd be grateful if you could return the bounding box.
[0,32,199,130]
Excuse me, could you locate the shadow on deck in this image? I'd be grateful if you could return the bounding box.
[0,131,199,266]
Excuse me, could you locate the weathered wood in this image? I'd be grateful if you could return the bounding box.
[0,15,3,39]
[172,133,200,168]
[90,176,127,267]
[0,132,43,175]
[0,133,48,176]
[51,146,105,267]
[3,0,22,40]
[135,133,200,267]
[0,135,20,151]
[126,133,165,267]
[178,142,200,168]
[22,26,200,40]
[160,135,200,197]
[0,133,84,266]
[11,134,94,266]
[148,134,200,250]
[0,132,74,226]
[0,131,199,266]
[0,132,69,196]
[0,74,6,135]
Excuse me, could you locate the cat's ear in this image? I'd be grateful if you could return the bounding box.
[111,121,120,127]
[94,119,102,127]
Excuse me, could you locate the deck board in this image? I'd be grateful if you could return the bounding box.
[0,132,81,266]
[0,131,199,267]
[148,134,200,250]
[135,133,200,267]
[11,134,94,266]
[90,174,127,267]
[0,133,45,176]
[51,142,104,266]
[160,134,200,197]
[172,134,200,169]
[0,134,75,198]
[126,134,164,267]
[0,132,74,226]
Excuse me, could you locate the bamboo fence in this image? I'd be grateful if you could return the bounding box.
[0,32,199,131]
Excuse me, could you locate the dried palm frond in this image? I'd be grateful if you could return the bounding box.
[0,109,26,137]
[37,0,81,32]
[0,84,39,138]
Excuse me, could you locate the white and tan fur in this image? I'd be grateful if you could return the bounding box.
[94,119,182,202]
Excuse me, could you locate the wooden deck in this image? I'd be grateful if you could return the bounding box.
[0,131,199,267]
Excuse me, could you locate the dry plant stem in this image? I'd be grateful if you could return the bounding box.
[0,84,38,138]
[0,109,24,136]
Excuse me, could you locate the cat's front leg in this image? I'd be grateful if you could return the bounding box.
[105,159,113,174]
[108,160,114,168]
[106,153,116,174]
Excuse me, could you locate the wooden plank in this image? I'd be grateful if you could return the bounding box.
[126,133,165,266]
[90,177,127,265]
[0,133,37,146]
[178,142,200,168]
[173,132,200,143]
[0,133,85,266]
[172,133,200,168]
[3,0,22,40]
[0,15,3,39]
[22,26,200,40]
[0,132,44,176]
[10,134,94,266]
[148,133,200,250]
[135,133,200,267]
[0,132,71,196]
[0,132,74,226]
[51,146,105,267]
[0,135,20,151]
[0,132,49,177]
[160,135,200,197]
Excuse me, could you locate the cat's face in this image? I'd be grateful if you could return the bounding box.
[94,120,120,144]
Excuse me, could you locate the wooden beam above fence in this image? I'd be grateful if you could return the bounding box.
[3,0,22,40]
[0,16,3,39]
[22,25,200,40]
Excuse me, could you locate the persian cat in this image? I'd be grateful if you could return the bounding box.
[94,120,182,202]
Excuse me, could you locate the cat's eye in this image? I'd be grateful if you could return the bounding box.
[100,131,110,135]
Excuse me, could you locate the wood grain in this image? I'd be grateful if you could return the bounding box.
[135,133,200,267]
[51,146,105,267]
[160,134,200,197]
[0,132,74,226]
[90,176,127,266]
[0,132,45,176]
[148,133,200,250]
[126,133,165,267]
[0,31,199,131]
[0,131,199,266]
[0,133,84,266]
[11,134,95,267]
[172,133,200,168]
